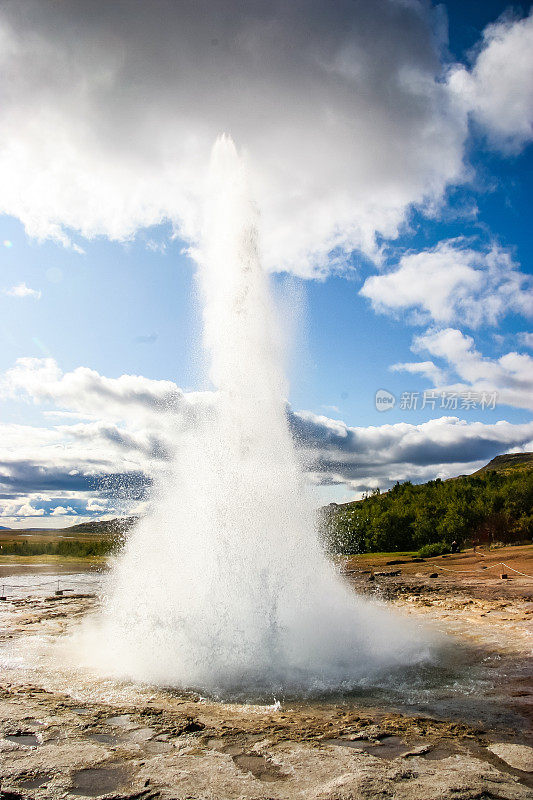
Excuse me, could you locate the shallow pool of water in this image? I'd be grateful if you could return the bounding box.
[1,572,531,744]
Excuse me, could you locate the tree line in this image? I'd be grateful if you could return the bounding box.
[0,538,117,558]
[321,468,533,555]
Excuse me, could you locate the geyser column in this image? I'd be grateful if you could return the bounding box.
[88,136,431,696]
[189,134,322,674]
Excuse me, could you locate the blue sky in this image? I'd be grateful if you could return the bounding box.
[0,0,532,524]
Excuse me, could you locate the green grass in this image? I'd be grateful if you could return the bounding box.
[0,537,119,558]
[0,553,107,565]
[417,542,450,558]
[340,551,418,559]
[473,452,533,475]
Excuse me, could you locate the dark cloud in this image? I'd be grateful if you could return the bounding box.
[1,359,532,514]
[0,461,151,499]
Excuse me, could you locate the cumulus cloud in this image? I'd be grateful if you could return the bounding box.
[293,410,533,473]
[0,3,529,279]
[0,0,470,275]
[449,11,533,151]
[5,282,41,299]
[0,358,205,525]
[1,357,211,425]
[390,359,447,384]
[1,357,532,520]
[399,327,533,411]
[360,240,533,328]
[50,505,76,516]
[0,488,132,523]
[292,409,533,493]
[0,498,45,518]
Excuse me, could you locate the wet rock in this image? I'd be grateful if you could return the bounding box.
[178,716,205,734]
[128,727,155,743]
[488,742,533,771]
[374,570,401,577]
[87,732,121,745]
[69,764,132,796]
[106,714,134,728]
[16,772,51,789]
[3,576,533,799]
[4,732,39,747]
[142,739,172,754]
[233,752,286,782]
[401,744,432,757]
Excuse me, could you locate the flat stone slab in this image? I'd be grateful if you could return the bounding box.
[488,742,533,772]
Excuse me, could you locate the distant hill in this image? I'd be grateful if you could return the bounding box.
[472,452,533,475]
[0,517,139,558]
[66,516,139,535]
[3,517,140,538]
[322,452,533,554]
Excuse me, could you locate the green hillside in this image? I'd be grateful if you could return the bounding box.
[0,517,138,558]
[321,454,533,555]
[67,516,138,535]
[472,452,533,475]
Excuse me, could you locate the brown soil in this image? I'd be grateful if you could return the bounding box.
[342,543,533,601]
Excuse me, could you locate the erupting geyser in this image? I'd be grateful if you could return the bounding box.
[87,136,431,696]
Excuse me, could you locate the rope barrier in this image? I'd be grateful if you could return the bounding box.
[0,575,101,596]
[426,563,482,574]
[3,580,64,587]
[2,555,531,597]
[499,562,533,578]
[423,560,533,578]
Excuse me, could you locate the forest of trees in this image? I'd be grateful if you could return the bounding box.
[321,467,533,555]
[0,538,116,558]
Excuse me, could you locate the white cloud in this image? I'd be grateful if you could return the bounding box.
[408,327,533,411]
[360,240,532,328]
[1,356,211,427]
[86,498,114,513]
[50,505,76,516]
[0,486,129,526]
[390,359,447,384]
[0,498,45,518]
[449,11,533,151]
[0,0,470,275]
[0,4,529,278]
[1,358,532,513]
[294,410,533,492]
[5,282,41,299]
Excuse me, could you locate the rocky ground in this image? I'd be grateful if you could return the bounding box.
[0,546,532,799]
